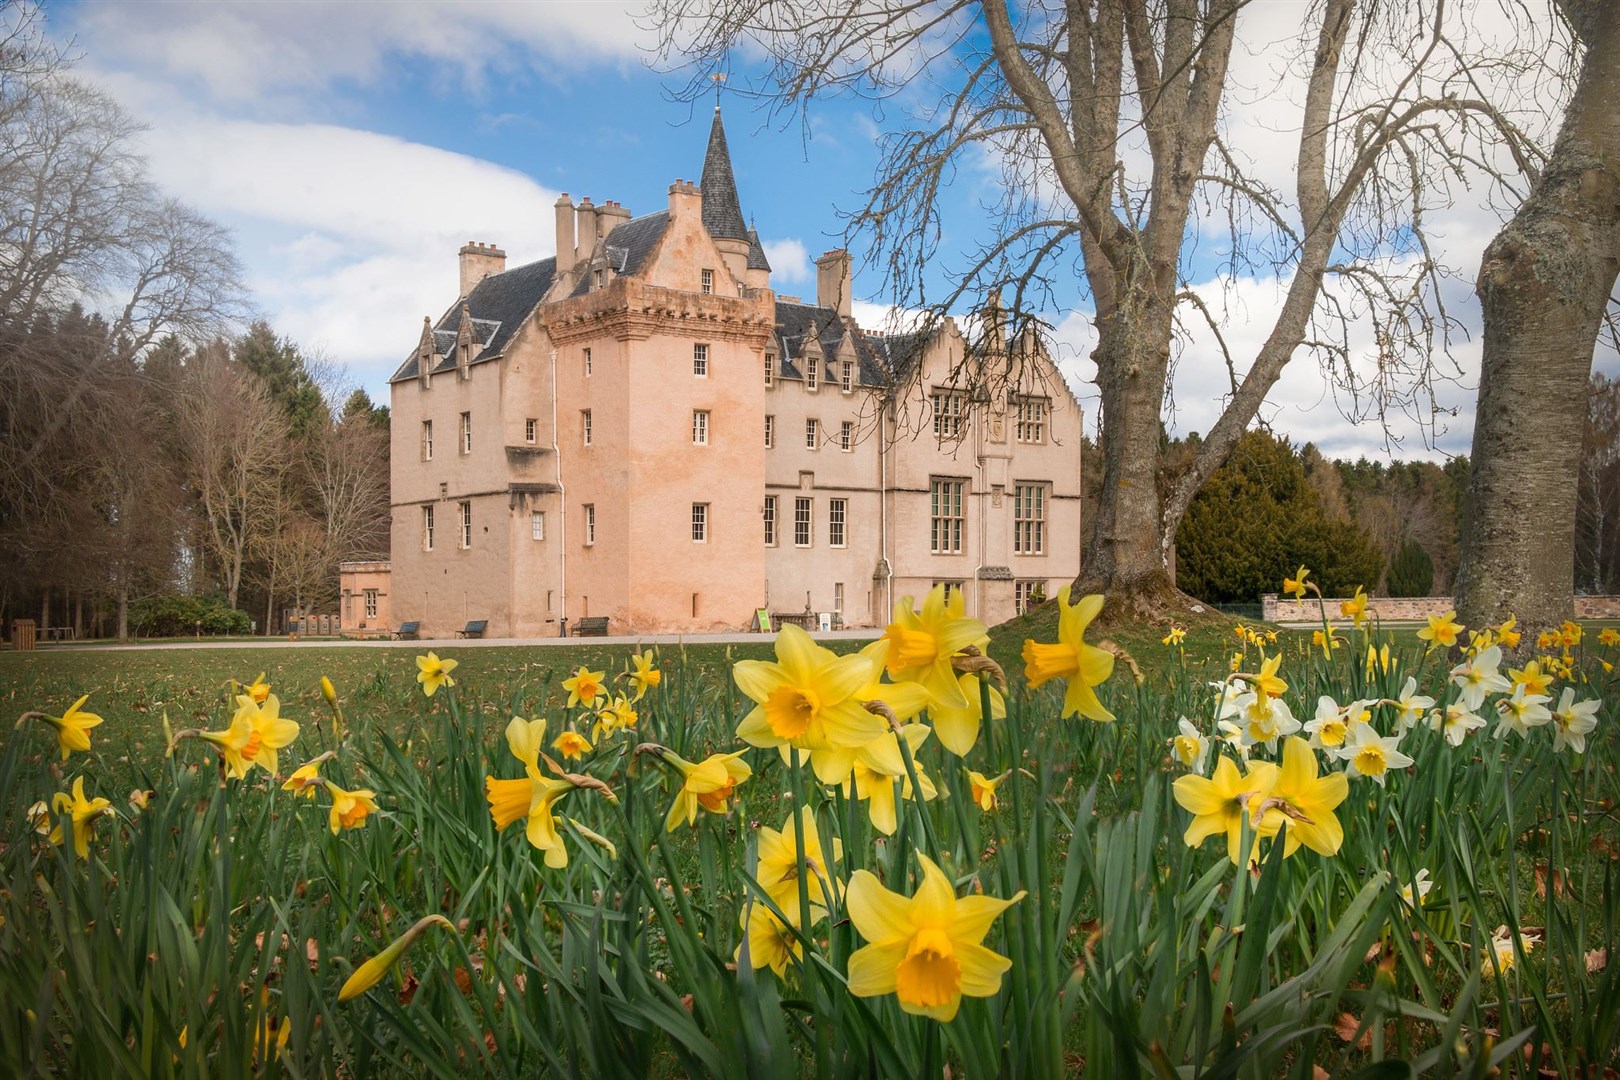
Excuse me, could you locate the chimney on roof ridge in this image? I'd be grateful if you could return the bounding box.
[459,241,506,298]
[555,193,575,274]
[576,197,598,263]
[815,249,853,318]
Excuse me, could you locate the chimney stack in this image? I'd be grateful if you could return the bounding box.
[575,197,598,263]
[815,249,853,318]
[554,193,575,274]
[458,241,506,297]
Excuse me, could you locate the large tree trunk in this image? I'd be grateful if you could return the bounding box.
[1456,1,1620,637]
[117,585,129,643]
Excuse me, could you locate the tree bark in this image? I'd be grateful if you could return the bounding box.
[1456,1,1620,636]
[116,585,128,643]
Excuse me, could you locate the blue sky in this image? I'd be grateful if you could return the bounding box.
[44,0,1613,462]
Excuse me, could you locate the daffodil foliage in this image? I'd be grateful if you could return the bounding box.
[0,596,1616,1077]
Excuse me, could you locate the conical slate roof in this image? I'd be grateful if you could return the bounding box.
[700,107,749,241]
[746,226,772,271]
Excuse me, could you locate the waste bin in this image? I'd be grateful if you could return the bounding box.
[11,619,36,651]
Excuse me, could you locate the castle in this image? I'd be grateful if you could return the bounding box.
[384,109,1083,636]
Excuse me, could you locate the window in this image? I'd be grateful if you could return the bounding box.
[421,420,433,460]
[1015,580,1047,615]
[1014,483,1047,555]
[582,409,593,446]
[805,419,818,450]
[422,505,435,551]
[458,501,472,549]
[593,268,605,290]
[829,498,847,548]
[805,360,819,392]
[840,421,853,452]
[930,478,965,554]
[701,269,714,295]
[764,414,775,449]
[692,410,709,445]
[525,418,537,444]
[583,504,596,546]
[531,511,546,541]
[833,582,844,614]
[693,343,709,376]
[584,347,592,376]
[841,360,853,393]
[460,411,472,454]
[763,496,777,546]
[794,497,813,547]
[1015,397,1048,443]
[934,580,963,603]
[764,353,775,388]
[932,390,965,439]
[692,503,708,542]
[364,589,378,620]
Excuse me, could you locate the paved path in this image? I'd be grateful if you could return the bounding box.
[23,630,882,653]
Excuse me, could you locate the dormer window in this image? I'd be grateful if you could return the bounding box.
[701,269,714,295]
[841,361,853,393]
[594,268,605,290]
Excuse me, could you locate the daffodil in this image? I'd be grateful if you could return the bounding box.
[1283,566,1311,600]
[922,671,1005,757]
[1493,686,1552,740]
[415,652,458,697]
[245,673,272,704]
[1216,718,1251,762]
[1172,756,1280,865]
[27,800,50,836]
[593,695,638,740]
[563,666,607,709]
[1170,717,1211,772]
[25,694,105,760]
[1559,620,1583,648]
[1242,653,1288,699]
[1235,691,1300,751]
[845,853,1025,1022]
[50,777,113,858]
[321,676,339,705]
[734,624,886,753]
[1162,625,1186,647]
[1340,586,1369,628]
[625,650,662,700]
[484,716,577,867]
[1417,611,1464,649]
[1400,868,1435,909]
[194,695,300,781]
[1508,659,1554,697]
[1450,645,1512,711]
[1021,586,1115,721]
[1548,687,1600,753]
[1597,627,1619,647]
[281,752,335,798]
[735,897,816,978]
[843,724,939,835]
[967,769,1007,811]
[552,730,593,759]
[660,749,752,832]
[1429,702,1486,747]
[1336,724,1413,786]
[1312,626,1343,659]
[324,780,380,834]
[339,914,456,1002]
[1497,615,1522,649]
[1482,926,1538,978]
[1303,696,1352,752]
[1391,677,1435,734]
[1365,642,1394,674]
[876,585,989,710]
[1261,737,1348,858]
[754,807,843,909]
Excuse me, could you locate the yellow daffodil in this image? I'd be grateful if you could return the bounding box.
[846,853,1025,1022]
[1550,687,1601,754]
[415,652,458,697]
[967,769,1007,812]
[921,671,1005,758]
[1312,626,1344,659]
[844,724,939,835]
[1283,566,1311,600]
[1262,737,1348,858]
[1172,755,1280,865]
[625,650,662,700]
[245,673,272,704]
[194,695,300,781]
[736,897,816,978]
[323,779,380,834]
[22,693,106,760]
[1508,659,1554,698]
[51,777,113,858]
[1335,725,1413,786]
[563,666,607,709]
[660,749,752,832]
[1340,587,1369,628]
[1417,611,1463,649]
[1365,642,1393,674]
[593,695,638,740]
[1021,586,1115,721]
[1162,625,1186,647]
[1535,630,1557,651]
[1559,620,1583,648]
[1497,615,1522,649]
[734,625,886,753]
[552,730,593,759]
[876,585,990,710]
[484,716,577,867]
[320,676,339,705]
[128,788,153,812]
[281,751,335,798]
[754,807,843,909]
[1241,653,1288,699]
[1598,627,1619,647]
[339,914,456,1002]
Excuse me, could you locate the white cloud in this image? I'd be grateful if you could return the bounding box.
[762,238,812,284]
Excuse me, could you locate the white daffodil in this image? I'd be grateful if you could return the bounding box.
[1236,691,1299,753]
[1303,695,1352,753]
[1391,677,1435,735]
[1450,645,1512,712]
[1336,723,1413,786]
[1169,717,1210,773]
[1493,685,1552,740]
[1399,868,1434,909]
[1429,702,1486,747]
[1549,687,1601,754]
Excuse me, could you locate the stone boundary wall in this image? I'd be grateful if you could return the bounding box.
[1262,594,1620,623]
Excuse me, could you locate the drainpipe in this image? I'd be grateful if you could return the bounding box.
[551,347,567,636]
[973,393,986,621]
[878,395,894,619]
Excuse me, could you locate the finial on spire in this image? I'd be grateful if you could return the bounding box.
[711,72,726,109]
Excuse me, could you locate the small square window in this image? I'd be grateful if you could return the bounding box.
[692,410,709,445]
[692,502,708,542]
[525,418,537,443]
[693,343,709,377]
[701,269,714,295]
[364,589,378,620]
[531,511,546,541]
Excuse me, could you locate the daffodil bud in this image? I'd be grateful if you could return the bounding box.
[339,914,455,1002]
[321,676,338,705]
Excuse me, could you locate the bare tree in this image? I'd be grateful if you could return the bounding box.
[649,0,1553,613]
[1455,0,1620,634]
[1576,373,1620,594]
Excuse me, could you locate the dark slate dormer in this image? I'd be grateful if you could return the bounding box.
[390,257,557,383]
[700,107,748,241]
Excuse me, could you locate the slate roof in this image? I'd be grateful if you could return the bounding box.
[746,227,771,271]
[569,211,671,298]
[700,108,748,241]
[773,300,908,388]
[390,256,556,382]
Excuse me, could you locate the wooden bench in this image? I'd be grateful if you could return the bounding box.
[572,616,610,637]
[456,619,488,639]
[394,621,421,640]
